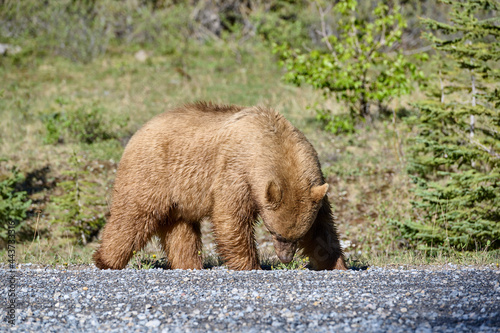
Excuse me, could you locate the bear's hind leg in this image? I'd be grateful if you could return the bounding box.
[158,221,203,270]
[94,215,157,270]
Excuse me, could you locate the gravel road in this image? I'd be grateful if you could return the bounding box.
[1,265,499,332]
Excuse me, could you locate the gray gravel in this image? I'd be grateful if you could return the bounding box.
[1,265,500,332]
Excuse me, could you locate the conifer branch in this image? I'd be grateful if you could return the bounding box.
[469,139,500,159]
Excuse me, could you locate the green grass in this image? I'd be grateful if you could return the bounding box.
[366,249,500,268]
[0,40,498,269]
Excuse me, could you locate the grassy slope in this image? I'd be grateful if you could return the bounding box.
[0,42,497,268]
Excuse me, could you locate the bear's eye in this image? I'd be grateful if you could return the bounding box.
[276,235,286,242]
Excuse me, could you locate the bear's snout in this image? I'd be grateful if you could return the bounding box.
[273,238,298,264]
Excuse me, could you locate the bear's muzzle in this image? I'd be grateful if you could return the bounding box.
[273,238,298,264]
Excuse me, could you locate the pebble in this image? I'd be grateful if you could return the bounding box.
[146,319,161,328]
[0,266,499,332]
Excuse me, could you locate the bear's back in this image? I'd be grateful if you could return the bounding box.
[123,102,245,156]
[112,102,323,223]
[129,102,321,180]
[154,102,246,129]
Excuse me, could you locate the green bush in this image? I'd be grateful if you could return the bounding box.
[275,0,423,122]
[0,167,31,248]
[41,99,127,145]
[66,105,114,144]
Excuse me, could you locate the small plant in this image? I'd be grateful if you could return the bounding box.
[0,166,31,248]
[42,111,65,145]
[271,256,309,270]
[51,152,106,245]
[345,256,369,271]
[202,253,225,269]
[130,251,161,270]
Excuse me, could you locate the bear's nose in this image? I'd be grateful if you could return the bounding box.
[277,251,295,264]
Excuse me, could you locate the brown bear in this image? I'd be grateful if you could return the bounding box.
[93,102,347,270]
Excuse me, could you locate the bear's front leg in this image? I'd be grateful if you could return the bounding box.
[211,208,261,271]
[299,197,347,270]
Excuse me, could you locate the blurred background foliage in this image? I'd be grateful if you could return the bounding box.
[0,0,450,64]
[0,0,498,266]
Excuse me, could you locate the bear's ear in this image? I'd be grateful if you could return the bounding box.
[310,183,329,203]
[265,180,282,209]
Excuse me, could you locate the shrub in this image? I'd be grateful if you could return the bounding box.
[0,166,31,248]
[275,0,423,123]
[41,99,127,145]
[51,153,106,245]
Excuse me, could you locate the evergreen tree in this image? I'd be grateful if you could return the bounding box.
[403,0,500,250]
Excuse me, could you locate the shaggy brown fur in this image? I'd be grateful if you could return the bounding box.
[93,102,346,270]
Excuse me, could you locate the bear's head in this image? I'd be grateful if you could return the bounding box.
[260,180,329,264]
